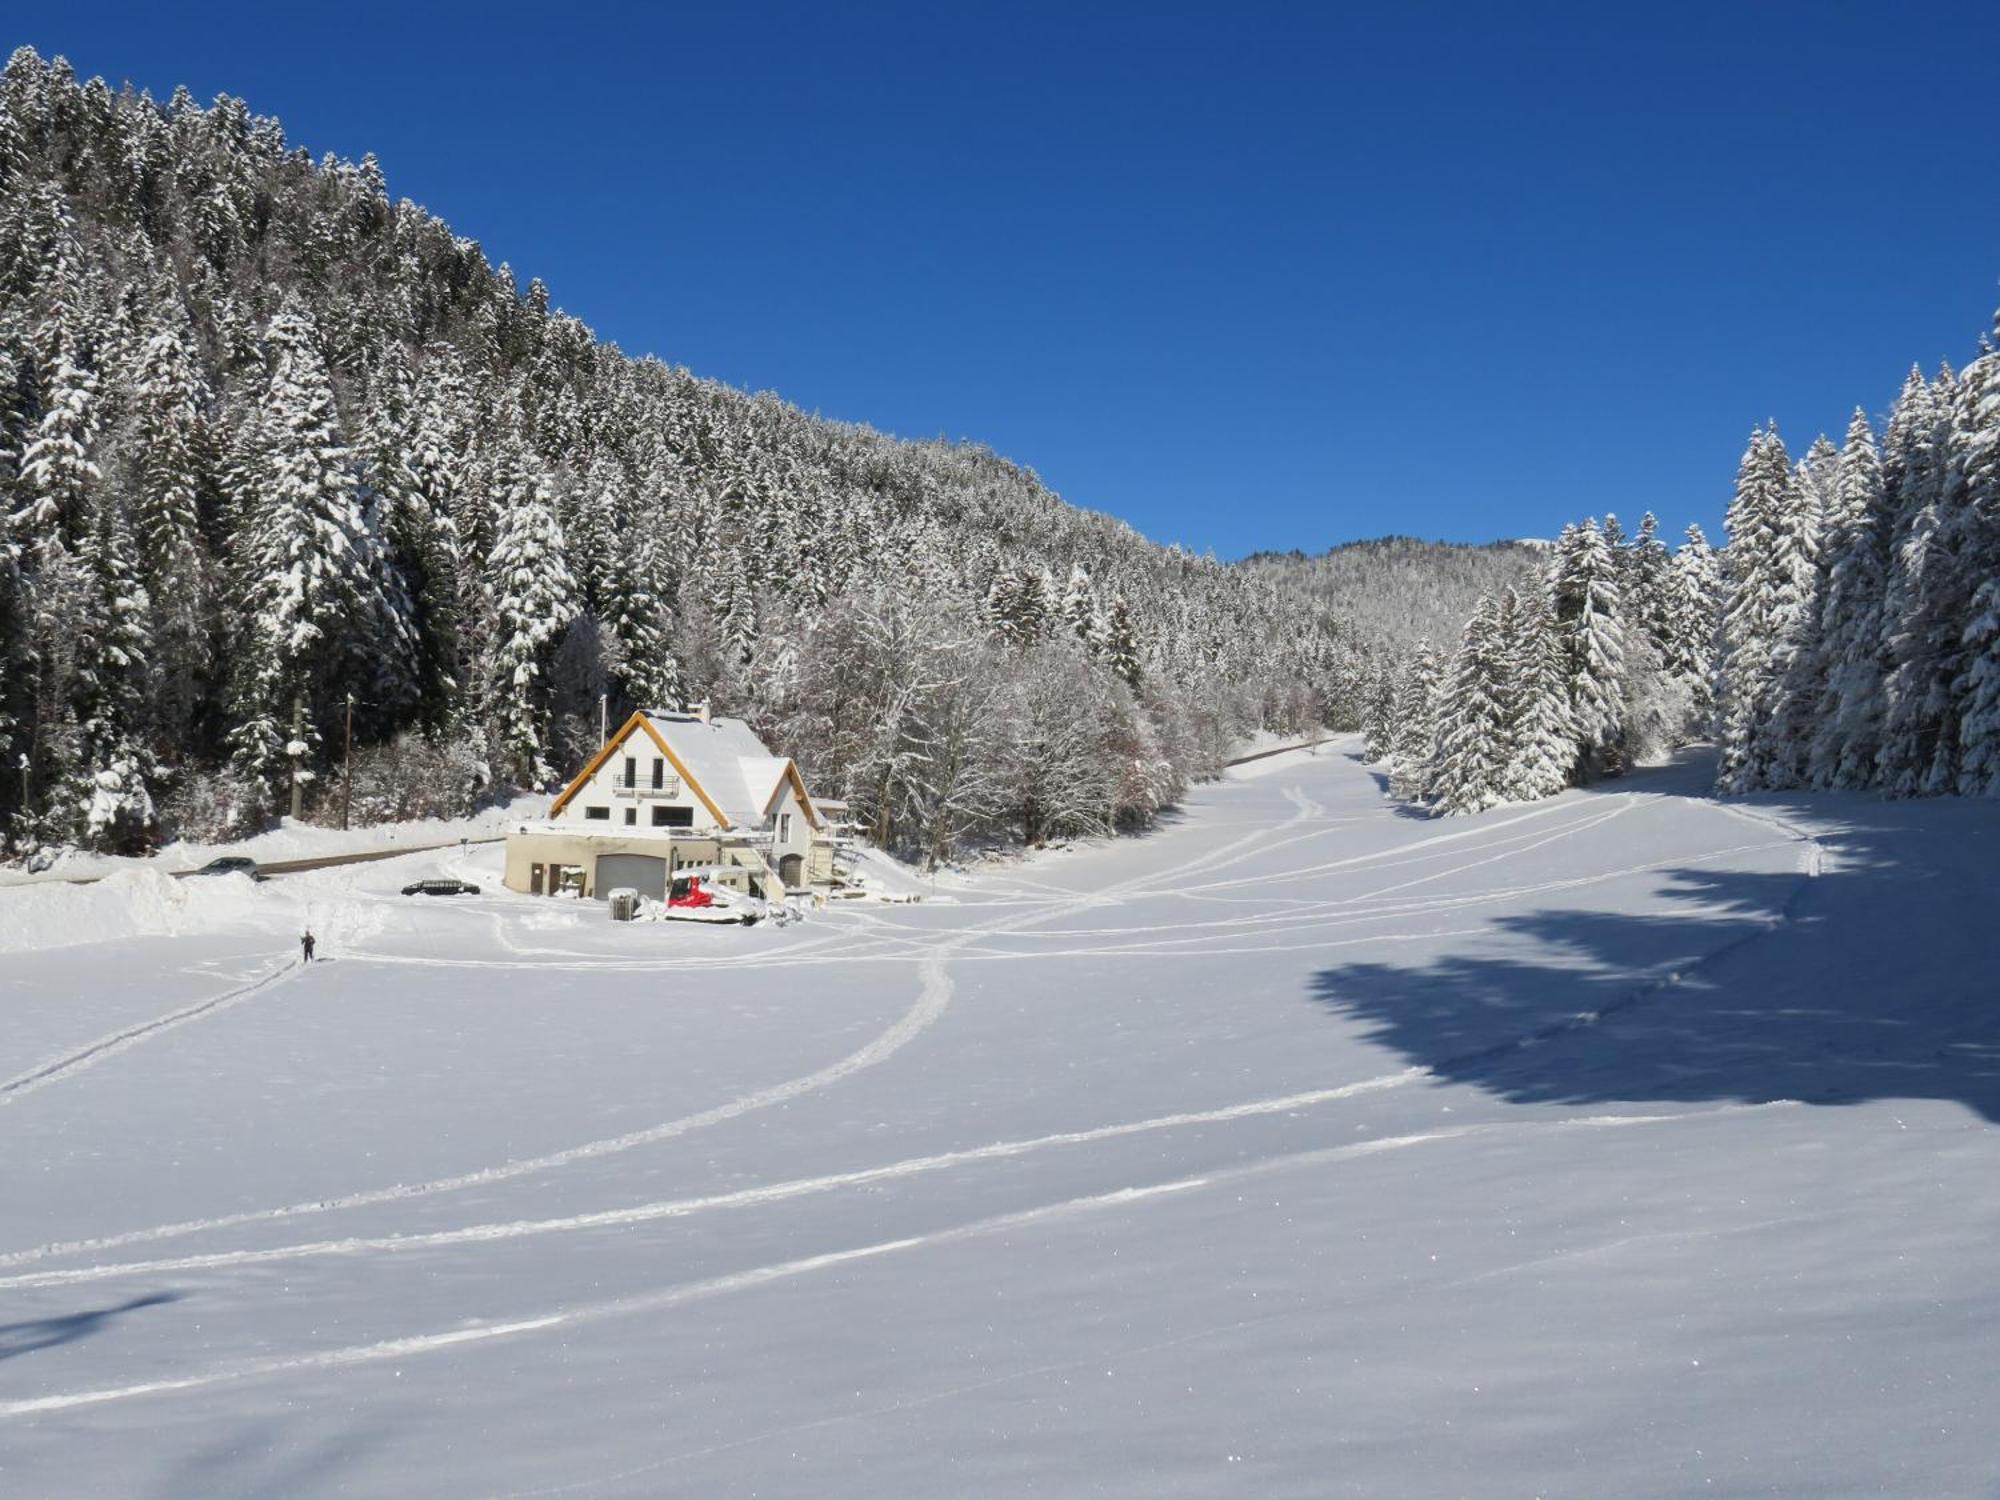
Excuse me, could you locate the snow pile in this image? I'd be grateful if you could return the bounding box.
[0,794,544,889]
[0,868,262,956]
[0,855,445,957]
[836,842,942,901]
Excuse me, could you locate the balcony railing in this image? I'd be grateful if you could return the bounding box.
[612,781,682,799]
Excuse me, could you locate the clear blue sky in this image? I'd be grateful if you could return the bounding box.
[19,1,2000,556]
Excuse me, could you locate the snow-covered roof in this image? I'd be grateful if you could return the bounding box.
[548,710,819,830]
[642,713,800,829]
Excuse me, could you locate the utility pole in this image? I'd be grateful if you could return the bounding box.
[599,693,608,745]
[289,695,305,821]
[341,693,355,832]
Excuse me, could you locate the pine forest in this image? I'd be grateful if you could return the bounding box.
[1,46,1996,870]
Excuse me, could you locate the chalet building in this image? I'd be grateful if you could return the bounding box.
[503,707,832,901]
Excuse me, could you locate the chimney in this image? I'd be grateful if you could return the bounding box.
[695,700,711,724]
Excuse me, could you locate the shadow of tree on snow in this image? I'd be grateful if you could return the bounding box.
[1309,780,2000,1123]
[0,1291,181,1362]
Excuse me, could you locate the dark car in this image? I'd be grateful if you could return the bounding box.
[193,856,264,881]
[401,878,482,897]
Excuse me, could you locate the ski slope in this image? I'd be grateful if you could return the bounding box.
[3,741,1998,1497]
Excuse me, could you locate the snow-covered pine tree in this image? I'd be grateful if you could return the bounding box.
[1805,410,1889,788]
[1498,587,1574,802]
[1874,365,1960,795]
[0,512,25,830]
[600,511,684,712]
[1387,639,1442,802]
[1360,657,1400,763]
[1060,562,1100,648]
[1626,512,1674,656]
[1717,428,1812,791]
[13,337,101,562]
[1550,518,1626,781]
[714,544,760,668]
[1427,597,1510,816]
[485,437,580,786]
[1763,434,1835,778]
[123,311,212,747]
[1948,336,2000,795]
[1664,523,1721,726]
[982,569,1021,641]
[1102,594,1142,690]
[225,306,418,807]
[64,500,155,850]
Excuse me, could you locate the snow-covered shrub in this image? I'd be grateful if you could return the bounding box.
[155,766,275,844]
[308,732,492,826]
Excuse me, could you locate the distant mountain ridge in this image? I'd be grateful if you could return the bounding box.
[1240,537,1547,651]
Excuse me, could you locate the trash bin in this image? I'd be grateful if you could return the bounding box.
[607,887,640,922]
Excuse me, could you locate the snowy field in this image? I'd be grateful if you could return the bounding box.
[3,740,1998,1497]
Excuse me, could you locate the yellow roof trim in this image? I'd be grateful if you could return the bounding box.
[547,711,736,831]
[548,712,649,818]
[763,760,822,830]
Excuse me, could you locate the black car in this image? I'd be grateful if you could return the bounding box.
[401,878,482,897]
[193,856,264,881]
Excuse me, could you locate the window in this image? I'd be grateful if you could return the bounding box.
[624,807,637,825]
[779,812,793,844]
[652,758,664,790]
[584,806,610,821]
[623,756,636,788]
[651,805,693,828]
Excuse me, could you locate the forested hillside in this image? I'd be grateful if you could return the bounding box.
[0,49,1372,862]
[1242,537,1546,651]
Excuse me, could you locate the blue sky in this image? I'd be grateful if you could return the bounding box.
[18,1,2000,556]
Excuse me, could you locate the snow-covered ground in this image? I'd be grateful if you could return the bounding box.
[0,795,544,889]
[3,739,1998,1497]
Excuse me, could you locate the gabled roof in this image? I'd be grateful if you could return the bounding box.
[549,711,820,831]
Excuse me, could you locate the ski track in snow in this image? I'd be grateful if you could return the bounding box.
[0,760,1855,1458]
[0,778,1807,1282]
[0,1100,1790,1418]
[0,958,297,1107]
[0,777,1338,1268]
[0,1069,1428,1291]
[0,792,1813,1290]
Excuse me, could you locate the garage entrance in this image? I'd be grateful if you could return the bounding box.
[595,852,669,902]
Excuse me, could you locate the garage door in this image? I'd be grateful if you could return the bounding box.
[595,853,668,902]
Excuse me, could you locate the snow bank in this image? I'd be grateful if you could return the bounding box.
[0,868,264,955]
[0,795,544,889]
[837,843,939,901]
[0,852,444,956]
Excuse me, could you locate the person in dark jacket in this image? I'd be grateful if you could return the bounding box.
[301,929,316,963]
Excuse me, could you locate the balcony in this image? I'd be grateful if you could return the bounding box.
[611,781,682,800]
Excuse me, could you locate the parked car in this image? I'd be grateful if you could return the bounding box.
[401,877,482,897]
[193,856,264,881]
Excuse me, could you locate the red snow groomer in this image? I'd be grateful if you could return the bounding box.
[661,867,765,925]
[668,873,716,910]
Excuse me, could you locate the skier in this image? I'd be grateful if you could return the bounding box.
[301,929,316,964]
